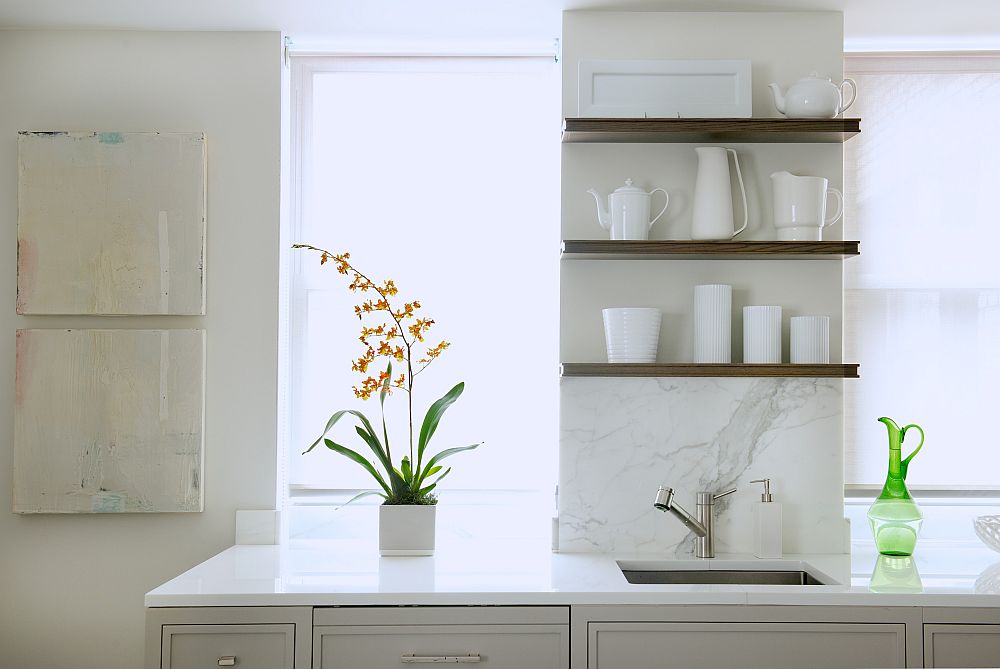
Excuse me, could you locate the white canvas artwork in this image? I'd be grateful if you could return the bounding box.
[17,131,206,315]
[13,329,205,513]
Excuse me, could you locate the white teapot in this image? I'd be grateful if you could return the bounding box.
[587,179,669,240]
[768,72,857,119]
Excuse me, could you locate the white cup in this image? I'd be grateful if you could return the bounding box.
[790,316,830,364]
[770,172,844,241]
[602,308,661,363]
[693,284,732,363]
[743,306,782,363]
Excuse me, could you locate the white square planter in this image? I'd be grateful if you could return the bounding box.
[379,504,436,556]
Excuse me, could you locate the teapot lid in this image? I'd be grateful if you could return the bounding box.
[799,71,832,83]
[614,178,645,193]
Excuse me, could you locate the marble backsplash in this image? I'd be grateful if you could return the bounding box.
[559,377,848,555]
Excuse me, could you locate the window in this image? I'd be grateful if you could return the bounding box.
[282,54,560,538]
[843,53,1000,546]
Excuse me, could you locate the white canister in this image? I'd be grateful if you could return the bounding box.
[602,307,661,363]
[693,284,732,363]
[790,316,830,364]
[743,306,782,363]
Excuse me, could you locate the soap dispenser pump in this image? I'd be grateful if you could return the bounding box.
[751,478,782,559]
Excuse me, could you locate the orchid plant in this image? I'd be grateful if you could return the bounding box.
[294,245,480,505]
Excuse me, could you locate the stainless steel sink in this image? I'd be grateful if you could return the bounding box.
[621,569,825,585]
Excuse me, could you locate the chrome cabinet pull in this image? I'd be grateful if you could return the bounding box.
[401,653,482,663]
[218,657,237,667]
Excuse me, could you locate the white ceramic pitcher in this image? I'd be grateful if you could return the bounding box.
[588,179,669,240]
[770,171,843,241]
[691,147,748,240]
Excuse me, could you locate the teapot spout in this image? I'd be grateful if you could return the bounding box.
[768,83,786,115]
[587,188,611,231]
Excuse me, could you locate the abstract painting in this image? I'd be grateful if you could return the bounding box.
[13,329,205,513]
[17,131,206,315]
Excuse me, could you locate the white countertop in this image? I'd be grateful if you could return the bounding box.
[145,538,1000,608]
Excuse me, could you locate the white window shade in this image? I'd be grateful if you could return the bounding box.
[286,56,560,495]
[844,55,1000,489]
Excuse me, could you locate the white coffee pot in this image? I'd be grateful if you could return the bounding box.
[588,179,669,240]
[768,72,857,119]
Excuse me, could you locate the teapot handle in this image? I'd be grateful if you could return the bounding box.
[823,188,844,227]
[900,423,924,479]
[648,188,670,228]
[727,149,748,238]
[840,78,858,114]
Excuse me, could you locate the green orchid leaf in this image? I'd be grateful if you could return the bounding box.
[416,382,465,470]
[420,443,481,480]
[337,490,387,508]
[401,456,412,483]
[429,466,451,487]
[417,483,437,496]
[354,426,407,496]
[323,439,391,496]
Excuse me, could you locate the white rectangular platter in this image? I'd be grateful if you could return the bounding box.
[578,59,752,118]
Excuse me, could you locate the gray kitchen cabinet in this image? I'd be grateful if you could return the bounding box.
[588,621,906,669]
[313,606,569,669]
[572,605,924,668]
[144,606,312,669]
[924,624,1000,667]
[923,607,1000,667]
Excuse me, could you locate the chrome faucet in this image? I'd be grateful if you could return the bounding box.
[653,486,737,558]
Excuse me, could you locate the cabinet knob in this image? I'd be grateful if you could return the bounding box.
[218,657,237,667]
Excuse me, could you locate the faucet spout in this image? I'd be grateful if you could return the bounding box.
[654,487,707,537]
[653,485,737,558]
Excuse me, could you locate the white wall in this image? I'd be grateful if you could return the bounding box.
[559,11,848,554]
[0,31,281,669]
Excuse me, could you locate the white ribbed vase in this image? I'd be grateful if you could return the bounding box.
[790,316,830,364]
[693,284,732,363]
[743,306,782,363]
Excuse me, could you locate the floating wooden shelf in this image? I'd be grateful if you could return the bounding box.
[561,240,860,260]
[561,363,860,378]
[562,118,861,143]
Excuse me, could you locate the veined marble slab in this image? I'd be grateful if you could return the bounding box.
[559,377,847,554]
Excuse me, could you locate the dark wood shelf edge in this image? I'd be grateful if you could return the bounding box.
[560,363,860,378]
[561,240,860,259]
[562,117,861,144]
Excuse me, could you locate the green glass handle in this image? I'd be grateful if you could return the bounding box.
[900,423,924,479]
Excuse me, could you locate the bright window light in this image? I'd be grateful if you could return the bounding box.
[285,56,560,509]
[844,55,1000,491]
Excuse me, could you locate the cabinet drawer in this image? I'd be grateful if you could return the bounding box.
[924,623,1000,667]
[315,624,568,669]
[588,622,906,669]
[162,624,295,669]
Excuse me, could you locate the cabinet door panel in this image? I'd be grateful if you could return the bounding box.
[924,624,1000,667]
[162,624,295,669]
[315,624,568,669]
[589,622,906,669]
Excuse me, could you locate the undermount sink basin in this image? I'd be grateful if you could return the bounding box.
[621,568,825,585]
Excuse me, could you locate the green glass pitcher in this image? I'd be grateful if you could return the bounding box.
[867,417,924,556]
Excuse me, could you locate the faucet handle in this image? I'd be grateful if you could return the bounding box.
[697,487,738,505]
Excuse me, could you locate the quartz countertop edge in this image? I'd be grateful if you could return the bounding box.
[144,540,1000,608]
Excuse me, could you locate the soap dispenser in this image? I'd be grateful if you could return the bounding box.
[751,478,782,559]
